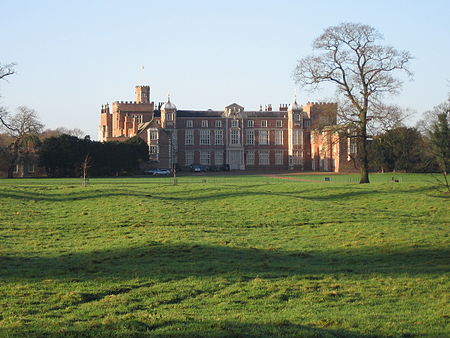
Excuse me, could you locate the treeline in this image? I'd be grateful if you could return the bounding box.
[38,134,148,177]
[367,126,443,173]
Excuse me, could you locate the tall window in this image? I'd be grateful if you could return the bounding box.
[200,151,210,165]
[201,120,208,127]
[350,138,357,154]
[186,120,193,128]
[166,113,173,121]
[246,151,255,165]
[259,151,269,165]
[215,120,222,128]
[293,129,303,145]
[275,130,283,145]
[247,120,254,128]
[149,128,158,140]
[215,129,223,145]
[215,151,223,165]
[185,129,194,145]
[230,129,240,145]
[231,120,239,127]
[276,120,282,127]
[149,145,159,155]
[246,130,255,145]
[200,129,210,145]
[295,114,301,121]
[185,151,193,165]
[131,114,143,124]
[293,151,303,165]
[259,130,269,145]
[303,119,310,128]
[275,151,283,165]
[261,120,267,127]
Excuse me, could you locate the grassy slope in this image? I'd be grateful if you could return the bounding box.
[0,174,448,337]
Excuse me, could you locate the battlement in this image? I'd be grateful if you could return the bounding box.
[114,100,153,105]
[279,104,288,111]
[306,101,337,106]
[135,85,150,104]
[100,103,110,114]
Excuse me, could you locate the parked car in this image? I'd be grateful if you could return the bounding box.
[189,164,208,172]
[153,168,171,175]
[144,169,157,175]
[208,165,221,172]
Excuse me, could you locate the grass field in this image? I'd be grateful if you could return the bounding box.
[0,173,449,337]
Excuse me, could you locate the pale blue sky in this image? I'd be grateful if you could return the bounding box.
[1,0,449,139]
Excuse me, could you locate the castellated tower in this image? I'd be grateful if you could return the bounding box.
[135,85,150,103]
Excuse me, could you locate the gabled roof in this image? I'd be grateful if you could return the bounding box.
[137,119,159,134]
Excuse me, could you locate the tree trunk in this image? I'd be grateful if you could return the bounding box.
[7,165,14,178]
[358,113,370,184]
[7,142,20,178]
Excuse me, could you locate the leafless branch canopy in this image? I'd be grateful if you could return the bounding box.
[417,94,450,135]
[294,23,412,121]
[0,106,43,138]
[0,63,16,81]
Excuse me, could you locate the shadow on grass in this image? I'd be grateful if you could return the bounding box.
[0,319,371,337]
[0,183,441,203]
[1,243,448,281]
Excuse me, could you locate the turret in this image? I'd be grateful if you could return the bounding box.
[288,96,302,128]
[287,96,303,170]
[160,94,176,128]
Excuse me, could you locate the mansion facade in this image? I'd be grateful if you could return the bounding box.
[99,85,358,172]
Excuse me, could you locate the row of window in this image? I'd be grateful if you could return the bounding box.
[184,150,286,166]
[185,119,287,128]
[13,164,35,174]
[184,129,304,146]
[150,128,304,146]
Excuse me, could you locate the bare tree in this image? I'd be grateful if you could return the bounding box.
[0,106,43,177]
[0,62,15,81]
[416,94,450,135]
[40,127,85,139]
[418,95,450,192]
[81,154,91,187]
[294,23,412,183]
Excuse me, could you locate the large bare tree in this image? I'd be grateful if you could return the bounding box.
[294,23,412,183]
[0,106,43,177]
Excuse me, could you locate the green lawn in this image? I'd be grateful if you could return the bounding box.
[0,174,448,337]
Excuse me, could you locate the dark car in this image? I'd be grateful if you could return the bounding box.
[190,164,208,172]
[208,165,221,172]
[221,164,230,171]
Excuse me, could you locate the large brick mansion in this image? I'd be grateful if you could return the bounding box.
[99,85,357,171]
